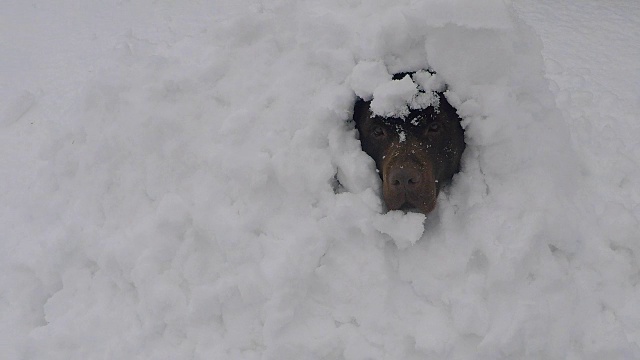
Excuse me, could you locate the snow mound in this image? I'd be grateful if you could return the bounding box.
[2,0,639,359]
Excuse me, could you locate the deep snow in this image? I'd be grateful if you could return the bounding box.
[1,0,639,359]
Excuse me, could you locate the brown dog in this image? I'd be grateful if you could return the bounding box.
[353,72,465,214]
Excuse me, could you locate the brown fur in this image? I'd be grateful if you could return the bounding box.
[353,73,465,214]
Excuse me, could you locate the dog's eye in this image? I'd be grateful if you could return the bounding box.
[428,122,440,133]
[372,126,385,138]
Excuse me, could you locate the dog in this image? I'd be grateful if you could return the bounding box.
[352,72,465,214]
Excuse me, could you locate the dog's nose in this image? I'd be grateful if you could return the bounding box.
[388,167,421,189]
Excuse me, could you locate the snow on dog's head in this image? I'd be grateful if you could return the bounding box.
[369,75,418,118]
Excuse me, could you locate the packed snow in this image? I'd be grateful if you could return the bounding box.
[364,71,441,119]
[1,0,639,359]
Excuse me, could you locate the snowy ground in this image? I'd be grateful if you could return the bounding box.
[2,0,639,359]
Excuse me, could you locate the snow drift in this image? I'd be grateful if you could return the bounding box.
[1,0,639,359]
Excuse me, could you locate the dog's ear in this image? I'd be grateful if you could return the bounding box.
[352,98,370,128]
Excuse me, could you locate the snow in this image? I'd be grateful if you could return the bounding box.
[348,60,392,101]
[370,74,418,118]
[1,0,640,359]
[413,70,446,94]
[373,211,426,249]
[358,69,441,120]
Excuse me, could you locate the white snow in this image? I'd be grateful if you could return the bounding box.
[369,75,418,118]
[368,72,440,119]
[347,60,392,101]
[1,0,640,359]
[413,70,446,94]
[373,211,426,249]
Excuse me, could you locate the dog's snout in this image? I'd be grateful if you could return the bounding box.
[382,160,437,214]
[389,167,421,188]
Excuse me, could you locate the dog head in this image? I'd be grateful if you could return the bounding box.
[353,74,465,214]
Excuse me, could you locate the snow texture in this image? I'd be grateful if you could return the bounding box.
[348,60,392,101]
[370,75,418,118]
[1,0,640,359]
[368,72,442,120]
